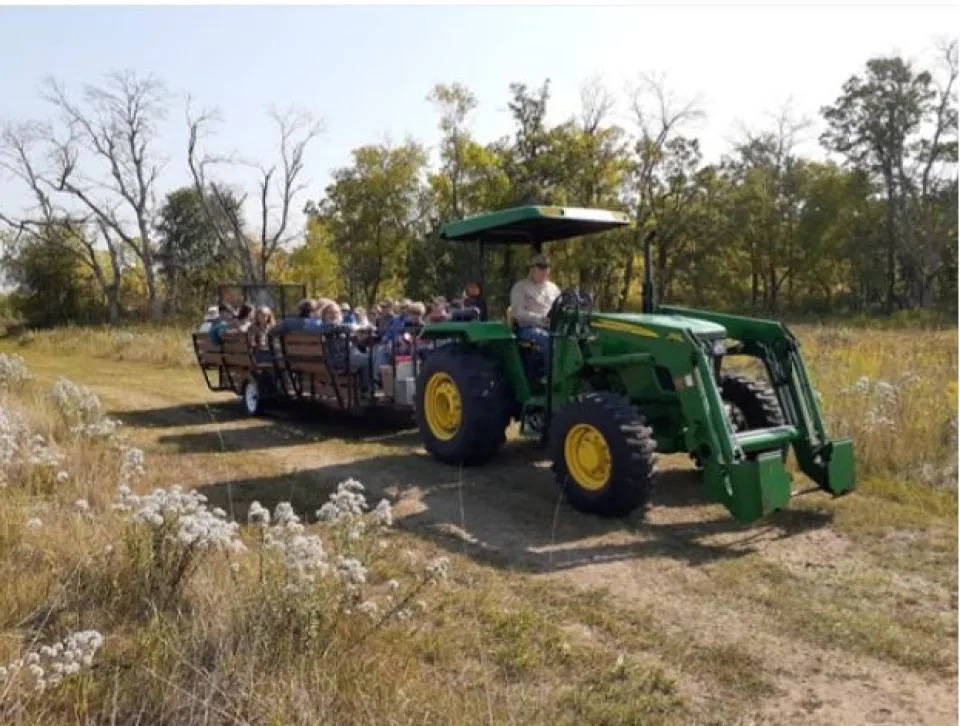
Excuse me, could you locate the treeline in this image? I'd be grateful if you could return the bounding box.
[0,41,956,328]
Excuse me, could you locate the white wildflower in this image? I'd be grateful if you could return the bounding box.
[0,630,103,693]
[56,471,69,483]
[119,447,145,485]
[247,501,270,527]
[0,353,31,390]
[317,478,368,522]
[386,579,400,592]
[273,502,303,533]
[372,499,393,527]
[336,557,368,585]
[74,499,90,514]
[260,501,329,587]
[25,518,42,531]
[122,484,245,553]
[425,556,450,580]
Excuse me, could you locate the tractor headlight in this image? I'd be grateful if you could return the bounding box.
[711,340,726,357]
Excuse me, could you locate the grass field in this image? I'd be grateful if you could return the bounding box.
[0,322,955,725]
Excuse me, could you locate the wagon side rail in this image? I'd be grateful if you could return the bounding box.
[275,331,355,411]
[191,332,231,392]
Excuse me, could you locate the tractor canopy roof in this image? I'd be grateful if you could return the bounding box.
[438,205,631,245]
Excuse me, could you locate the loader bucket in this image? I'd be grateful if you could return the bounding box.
[722,451,793,523]
[822,437,855,496]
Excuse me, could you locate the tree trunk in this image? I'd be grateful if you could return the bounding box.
[619,253,635,312]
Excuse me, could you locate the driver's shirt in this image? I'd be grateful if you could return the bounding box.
[510,277,561,328]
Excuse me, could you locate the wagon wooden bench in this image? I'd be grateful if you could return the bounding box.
[272,330,376,414]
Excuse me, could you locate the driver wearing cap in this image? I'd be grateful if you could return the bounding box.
[510,253,560,370]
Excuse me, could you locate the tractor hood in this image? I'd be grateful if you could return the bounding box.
[590,312,727,341]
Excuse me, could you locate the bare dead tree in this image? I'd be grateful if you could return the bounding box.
[579,74,615,136]
[915,38,958,307]
[619,71,705,310]
[0,120,125,322]
[186,101,323,283]
[40,71,169,318]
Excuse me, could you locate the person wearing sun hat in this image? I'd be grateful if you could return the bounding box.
[509,253,560,371]
[198,305,219,333]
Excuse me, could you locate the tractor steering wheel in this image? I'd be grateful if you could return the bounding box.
[547,288,584,333]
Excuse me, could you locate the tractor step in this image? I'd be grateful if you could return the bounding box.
[519,397,547,439]
[735,425,799,454]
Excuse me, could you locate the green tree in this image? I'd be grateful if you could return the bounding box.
[3,225,105,327]
[820,44,958,311]
[155,186,242,312]
[312,141,429,308]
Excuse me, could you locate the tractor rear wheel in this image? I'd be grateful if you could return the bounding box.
[692,373,786,467]
[416,344,511,466]
[550,391,657,518]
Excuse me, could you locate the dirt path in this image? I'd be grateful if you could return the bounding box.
[17,353,959,726]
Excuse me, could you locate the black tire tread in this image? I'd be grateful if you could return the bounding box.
[416,344,510,466]
[550,391,658,518]
[719,373,784,429]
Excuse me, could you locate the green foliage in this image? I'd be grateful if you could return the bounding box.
[155,186,242,312]
[1,46,955,322]
[4,232,106,328]
[310,141,430,308]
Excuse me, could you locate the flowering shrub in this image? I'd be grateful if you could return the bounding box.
[49,377,120,439]
[0,630,104,696]
[113,482,246,610]
[233,481,449,660]
[0,353,32,391]
[0,404,64,490]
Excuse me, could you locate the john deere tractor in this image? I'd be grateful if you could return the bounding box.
[415,205,855,523]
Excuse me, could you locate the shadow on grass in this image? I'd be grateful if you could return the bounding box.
[116,397,420,454]
[196,446,834,574]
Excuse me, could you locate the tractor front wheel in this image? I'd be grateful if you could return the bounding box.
[720,373,784,431]
[416,344,511,466]
[550,391,657,518]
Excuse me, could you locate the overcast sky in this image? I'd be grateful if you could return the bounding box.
[0,4,954,225]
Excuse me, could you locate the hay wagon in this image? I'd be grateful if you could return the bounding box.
[190,284,429,419]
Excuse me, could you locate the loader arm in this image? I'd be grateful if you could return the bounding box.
[659,305,856,502]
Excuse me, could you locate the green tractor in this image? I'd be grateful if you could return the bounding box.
[414,205,855,523]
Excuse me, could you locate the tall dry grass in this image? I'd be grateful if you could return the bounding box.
[0,352,682,725]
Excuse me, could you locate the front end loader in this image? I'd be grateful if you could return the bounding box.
[415,205,855,524]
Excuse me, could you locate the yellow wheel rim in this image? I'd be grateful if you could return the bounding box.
[423,372,462,441]
[564,423,612,491]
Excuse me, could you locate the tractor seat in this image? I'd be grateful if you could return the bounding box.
[507,306,538,350]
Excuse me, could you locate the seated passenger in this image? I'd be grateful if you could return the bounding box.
[235,303,254,333]
[463,281,487,321]
[341,302,358,325]
[271,299,317,336]
[427,297,449,323]
[374,302,426,379]
[315,302,373,391]
[208,304,236,345]
[509,254,560,372]
[352,306,373,330]
[250,306,276,363]
[198,305,219,333]
[375,300,395,335]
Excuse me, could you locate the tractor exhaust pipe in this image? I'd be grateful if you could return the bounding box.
[642,230,656,314]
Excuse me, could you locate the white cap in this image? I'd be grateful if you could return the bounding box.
[204,306,219,320]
